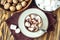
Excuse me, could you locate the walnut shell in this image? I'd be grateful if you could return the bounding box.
[7,0,12,3]
[25,0,29,2]
[21,1,27,7]
[18,0,23,2]
[4,3,10,9]
[13,0,18,4]
[16,4,22,10]
[10,6,15,11]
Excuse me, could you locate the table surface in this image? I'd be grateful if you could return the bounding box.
[0,0,60,40]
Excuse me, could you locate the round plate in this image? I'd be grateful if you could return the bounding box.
[35,0,60,11]
[18,8,48,38]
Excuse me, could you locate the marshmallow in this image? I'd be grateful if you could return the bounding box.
[15,28,20,34]
[26,16,30,20]
[25,22,30,27]
[32,19,36,23]
[35,16,40,20]
[28,27,34,31]
[35,16,41,23]
[31,14,35,19]
[31,25,35,28]
[10,24,17,30]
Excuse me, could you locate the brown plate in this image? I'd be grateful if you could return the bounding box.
[0,0,32,13]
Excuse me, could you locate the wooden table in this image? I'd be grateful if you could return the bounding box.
[0,0,60,40]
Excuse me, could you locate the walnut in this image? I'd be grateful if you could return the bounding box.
[10,6,15,11]
[4,3,10,9]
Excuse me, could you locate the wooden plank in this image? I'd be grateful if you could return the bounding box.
[0,22,14,40]
[48,31,54,40]
[56,8,60,40]
[0,9,14,40]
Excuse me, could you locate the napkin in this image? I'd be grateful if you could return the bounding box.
[6,11,56,40]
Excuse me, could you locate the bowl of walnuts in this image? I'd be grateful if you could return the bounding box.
[0,0,32,12]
